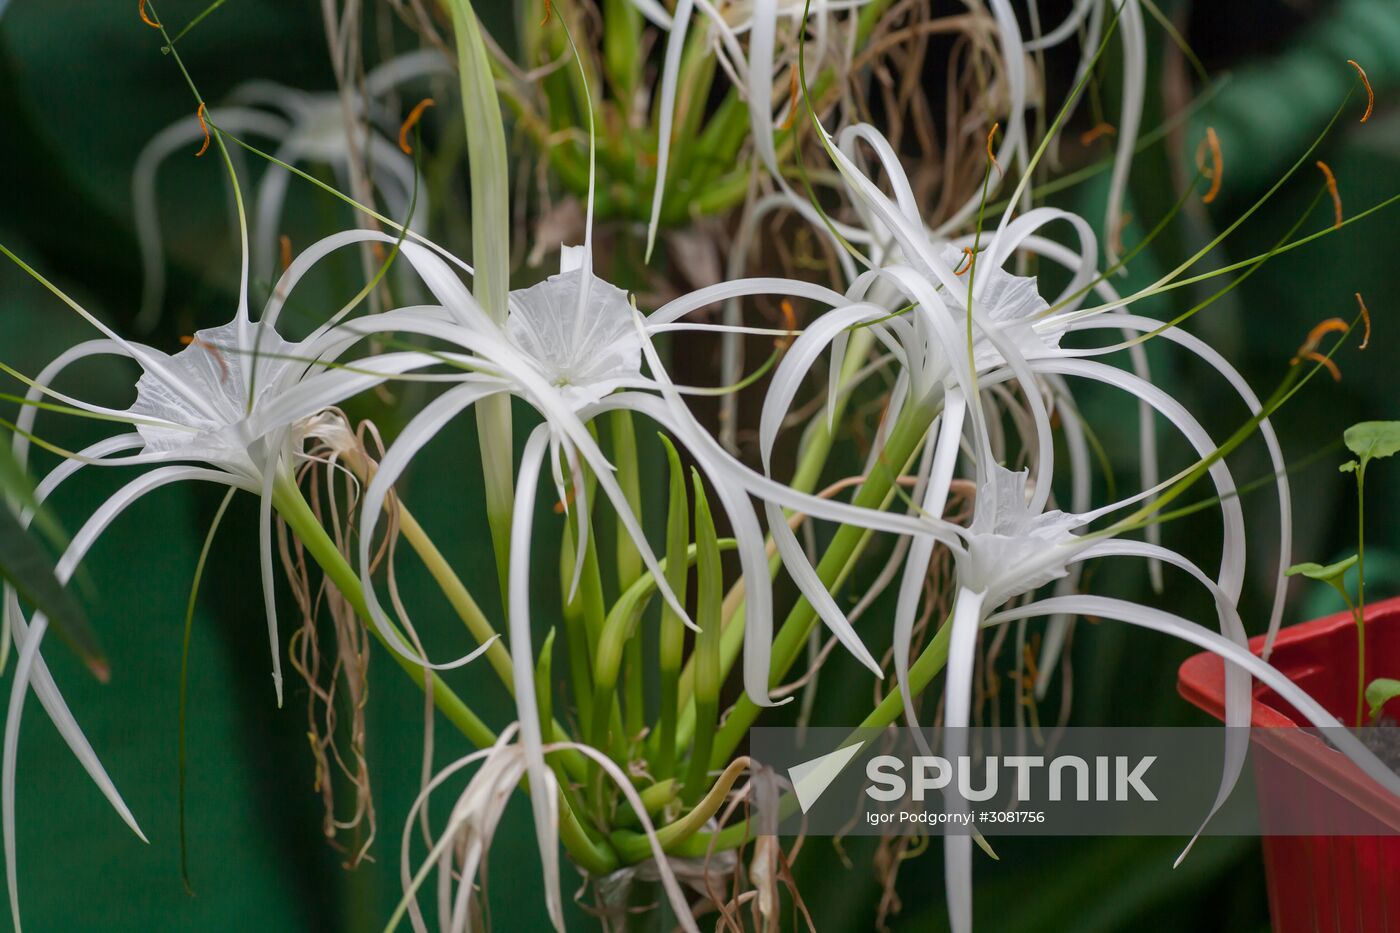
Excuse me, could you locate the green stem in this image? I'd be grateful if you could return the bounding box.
[611,410,645,739]
[625,620,953,864]
[1356,463,1368,728]
[274,479,496,748]
[710,396,939,768]
[396,505,514,687]
[275,479,618,873]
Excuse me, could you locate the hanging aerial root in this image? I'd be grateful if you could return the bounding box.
[1347,59,1374,123]
[1356,293,1371,350]
[1196,127,1223,204]
[1315,160,1343,228]
[194,102,210,157]
[1079,122,1116,146]
[398,98,435,155]
[139,0,160,28]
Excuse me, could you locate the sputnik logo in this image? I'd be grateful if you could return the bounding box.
[788,741,867,813]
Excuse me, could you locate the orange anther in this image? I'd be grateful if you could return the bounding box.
[398,98,435,156]
[139,0,160,28]
[1316,160,1342,228]
[195,102,210,157]
[775,298,798,350]
[1301,317,1349,348]
[954,246,976,276]
[1356,292,1371,350]
[1300,350,1342,382]
[1347,59,1374,124]
[540,0,553,27]
[1079,122,1116,146]
[1291,317,1349,379]
[1110,212,1133,258]
[553,482,578,515]
[986,122,1002,176]
[279,234,293,273]
[1196,127,1222,204]
[779,66,801,131]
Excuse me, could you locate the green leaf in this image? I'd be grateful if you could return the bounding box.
[535,627,556,741]
[682,469,722,806]
[1340,459,1359,474]
[1365,678,1400,722]
[0,440,63,547]
[655,433,689,780]
[0,501,107,681]
[1344,421,1400,469]
[1285,555,1359,585]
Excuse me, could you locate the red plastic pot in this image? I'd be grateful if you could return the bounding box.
[1178,595,1400,932]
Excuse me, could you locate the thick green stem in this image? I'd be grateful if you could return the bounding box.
[611,410,646,739]
[396,505,513,686]
[665,329,877,756]
[684,472,724,805]
[710,397,939,768]
[655,435,689,780]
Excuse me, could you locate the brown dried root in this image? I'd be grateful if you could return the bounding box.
[278,411,382,867]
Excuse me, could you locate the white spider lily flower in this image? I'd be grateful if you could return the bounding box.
[255,227,952,709]
[929,464,1400,933]
[747,116,1293,698]
[503,263,643,407]
[0,224,463,928]
[390,724,700,933]
[132,50,449,329]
